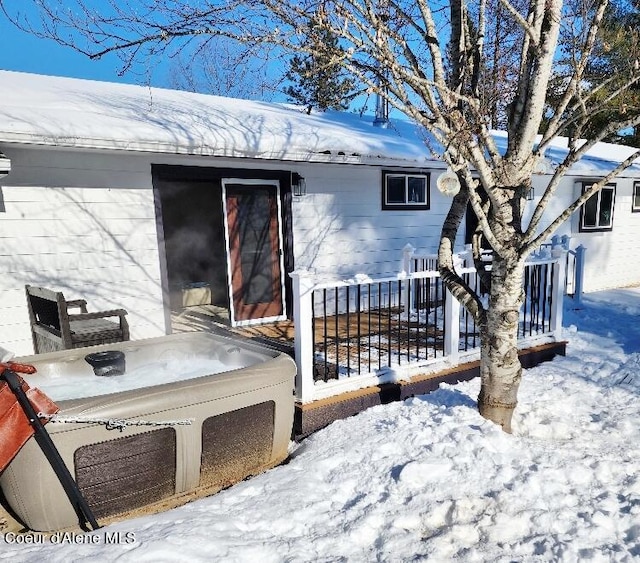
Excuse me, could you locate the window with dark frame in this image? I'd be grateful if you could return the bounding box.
[382,171,430,210]
[632,181,640,213]
[579,181,616,232]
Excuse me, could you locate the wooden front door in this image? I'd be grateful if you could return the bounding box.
[223,181,285,324]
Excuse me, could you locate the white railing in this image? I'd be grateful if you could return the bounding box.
[403,238,585,301]
[291,250,566,404]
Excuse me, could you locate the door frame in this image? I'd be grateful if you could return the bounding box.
[221,178,288,327]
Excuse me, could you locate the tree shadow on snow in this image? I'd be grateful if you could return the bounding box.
[410,387,477,409]
[564,297,640,355]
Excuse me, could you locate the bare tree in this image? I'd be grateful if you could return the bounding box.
[167,38,283,100]
[3,0,640,431]
[476,0,529,129]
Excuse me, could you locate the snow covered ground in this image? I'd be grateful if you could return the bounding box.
[2,288,640,562]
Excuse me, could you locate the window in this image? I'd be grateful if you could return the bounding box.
[579,181,616,232]
[632,181,640,213]
[382,171,430,210]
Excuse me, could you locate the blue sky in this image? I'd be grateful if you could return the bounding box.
[0,9,294,103]
[0,11,171,87]
[0,6,379,113]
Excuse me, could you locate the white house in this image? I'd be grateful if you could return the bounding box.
[525,134,640,294]
[0,70,639,357]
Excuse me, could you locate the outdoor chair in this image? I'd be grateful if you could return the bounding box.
[25,285,130,354]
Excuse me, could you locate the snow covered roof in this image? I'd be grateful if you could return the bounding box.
[545,136,640,177]
[491,131,640,178]
[0,70,433,165]
[0,70,638,176]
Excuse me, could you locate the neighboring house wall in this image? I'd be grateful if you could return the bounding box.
[528,173,640,293]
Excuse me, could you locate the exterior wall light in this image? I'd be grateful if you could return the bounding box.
[292,173,307,197]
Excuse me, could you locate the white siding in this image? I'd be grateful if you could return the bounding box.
[567,177,640,292]
[0,146,460,354]
[526,174,640,293]
[0,147,166,355]
[291,163,460,278]
[6,140,637,356]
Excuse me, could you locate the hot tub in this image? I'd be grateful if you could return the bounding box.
[0,332,296,532]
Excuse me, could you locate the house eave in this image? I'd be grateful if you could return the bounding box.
[0,132,435,168]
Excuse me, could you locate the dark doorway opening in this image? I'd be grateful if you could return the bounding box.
[464,185,492,251]
[155,178,228,312]
[152,165,294,331]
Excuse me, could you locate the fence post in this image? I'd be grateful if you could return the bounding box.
[402,243,415,274]
[402,244,415,315]
[444,289,460,365]
[550,249,567,340]
[290,270,316,404]
[460,244,473,267]
[573,244,586,306]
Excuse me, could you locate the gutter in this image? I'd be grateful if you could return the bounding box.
[0,131,431,168]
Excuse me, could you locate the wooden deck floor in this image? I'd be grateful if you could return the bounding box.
[170,305,453,381]
[170,305,296,354]
[170,305,447,343]
[165,304,565,439]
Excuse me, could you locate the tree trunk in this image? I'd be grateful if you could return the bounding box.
[477,255,525,433]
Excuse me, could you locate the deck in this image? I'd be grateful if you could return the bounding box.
[171,304,454,381]
[171,305,296,355]
[170,304,566,438]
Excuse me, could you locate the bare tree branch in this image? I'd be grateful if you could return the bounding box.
[528,147,640,253]
[438,186,485,322]
[539,0,610,145]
